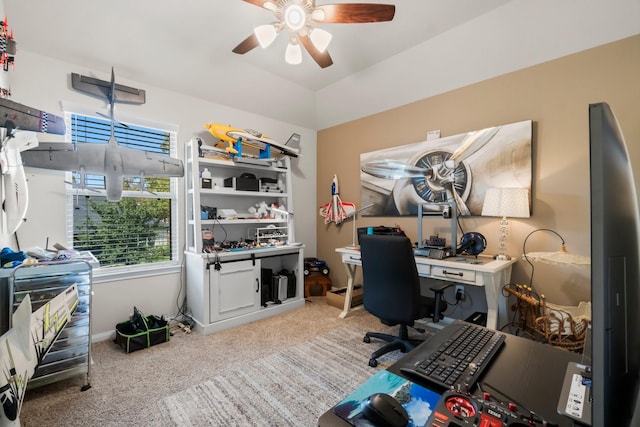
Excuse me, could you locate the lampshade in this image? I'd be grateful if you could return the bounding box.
[481,188,530,218]
[309,28,332,52]
[254,24,278,48]
[523,228,590,266]
[285,41,302,64]
[522,228,591,289]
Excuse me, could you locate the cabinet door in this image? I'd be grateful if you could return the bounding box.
[210,259,261,322]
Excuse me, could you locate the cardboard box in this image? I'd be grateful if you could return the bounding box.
[326,285,363,309]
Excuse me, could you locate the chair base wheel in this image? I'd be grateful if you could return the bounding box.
[363,336,371,343]
[368,358,378,367]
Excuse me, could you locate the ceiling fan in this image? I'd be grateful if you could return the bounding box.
[232,0,396,68]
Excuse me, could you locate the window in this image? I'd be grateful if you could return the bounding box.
[64,112,180,272]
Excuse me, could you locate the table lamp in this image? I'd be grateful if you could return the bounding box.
[481,187,530,260]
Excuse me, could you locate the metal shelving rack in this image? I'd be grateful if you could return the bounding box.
[9,261,93,390]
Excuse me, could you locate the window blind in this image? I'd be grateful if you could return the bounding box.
[65,112,179,269]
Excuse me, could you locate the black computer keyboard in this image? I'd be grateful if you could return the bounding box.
[400,322,505,391]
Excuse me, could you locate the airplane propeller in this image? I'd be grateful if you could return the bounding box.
[361,126,501,215]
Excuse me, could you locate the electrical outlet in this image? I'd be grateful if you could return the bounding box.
[455,285,465,301]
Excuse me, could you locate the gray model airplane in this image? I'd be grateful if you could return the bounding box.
[21,68,184,201]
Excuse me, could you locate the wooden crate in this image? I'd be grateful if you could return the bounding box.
[304,272,332,297]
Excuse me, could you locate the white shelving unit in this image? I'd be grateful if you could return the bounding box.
[184,139,304,335]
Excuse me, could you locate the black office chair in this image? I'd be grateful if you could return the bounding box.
[359,234,452,367]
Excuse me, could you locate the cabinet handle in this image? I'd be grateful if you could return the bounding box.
[443,270,463,277]
[256,278,260,293]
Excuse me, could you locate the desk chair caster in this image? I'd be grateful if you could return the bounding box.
[363,336,378,367]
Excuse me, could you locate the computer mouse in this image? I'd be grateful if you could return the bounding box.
[362,393,409,427]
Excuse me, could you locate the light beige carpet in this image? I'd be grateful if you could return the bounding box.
[19,298,434,426]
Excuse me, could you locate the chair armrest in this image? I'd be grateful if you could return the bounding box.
[430,283,455,323]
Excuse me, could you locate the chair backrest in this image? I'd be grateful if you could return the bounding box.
[359,234,421,325]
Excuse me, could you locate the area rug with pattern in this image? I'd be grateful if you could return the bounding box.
[162,325,436,426]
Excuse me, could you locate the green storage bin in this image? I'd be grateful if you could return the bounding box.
[115,307,169,353]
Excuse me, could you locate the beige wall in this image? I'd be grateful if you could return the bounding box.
[317,35,640,312]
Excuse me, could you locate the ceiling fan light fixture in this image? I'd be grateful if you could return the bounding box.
[285,40,302,64]
[263,1,278,13]
[284,3,306,31]
[311,9,325,21]
[309,27,332,52]
[254,24,278,48]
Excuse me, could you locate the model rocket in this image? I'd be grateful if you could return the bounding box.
[319,175,355,225]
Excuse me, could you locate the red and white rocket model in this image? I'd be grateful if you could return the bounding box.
[319,174,355,225]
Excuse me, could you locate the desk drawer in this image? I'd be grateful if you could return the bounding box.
[416,264,431,276]
[341,253,361,265]
[431,266,476,284]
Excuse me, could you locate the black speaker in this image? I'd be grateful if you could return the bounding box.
[260,268,273,306]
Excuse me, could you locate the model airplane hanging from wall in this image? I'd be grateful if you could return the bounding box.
[0,16,16,72]
[21,68,184,201]
[319,174,355,224]
[0,98,67,236]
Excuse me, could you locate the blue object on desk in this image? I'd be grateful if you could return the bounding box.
[332,370,441,427]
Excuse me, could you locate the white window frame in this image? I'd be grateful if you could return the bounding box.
[62,102,181,280]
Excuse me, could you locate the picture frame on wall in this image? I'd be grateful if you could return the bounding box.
[360,120,532,217]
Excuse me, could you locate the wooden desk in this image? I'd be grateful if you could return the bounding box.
[335,246,516,330]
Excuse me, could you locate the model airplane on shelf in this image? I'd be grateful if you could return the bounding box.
[319,174,355,225]
[21,68,184,202]
[204,122,300,158]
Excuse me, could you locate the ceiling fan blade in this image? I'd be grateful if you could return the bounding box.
[232,34,260,54]
[299,34,333,68]
[242,0,271,8]
[314,4,395,23]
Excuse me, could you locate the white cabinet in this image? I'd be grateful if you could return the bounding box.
[184,139,304,335]
[212,258,261,322]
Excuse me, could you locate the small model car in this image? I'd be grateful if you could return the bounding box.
[303,257,330,276]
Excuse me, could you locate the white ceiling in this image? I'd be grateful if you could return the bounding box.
[4,0,640,130]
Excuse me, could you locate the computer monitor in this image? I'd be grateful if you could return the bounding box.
[589,102,640,426]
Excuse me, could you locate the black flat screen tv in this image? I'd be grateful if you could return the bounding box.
[589,102,640,426]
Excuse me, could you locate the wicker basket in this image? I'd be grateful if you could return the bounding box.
[504,284,590,352]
